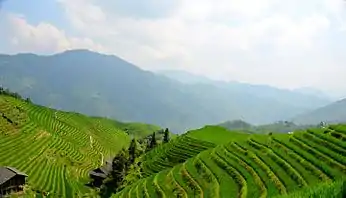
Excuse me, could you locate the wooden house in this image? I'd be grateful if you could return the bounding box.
[0,167,27,197]
[89,159,112,188]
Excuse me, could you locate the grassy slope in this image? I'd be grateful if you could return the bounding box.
[114,124,346,198]
[137,126,237,178]
[186,125,250,144]
[0,95,158,197]
[101,119,161,139]
[275,179,345,198]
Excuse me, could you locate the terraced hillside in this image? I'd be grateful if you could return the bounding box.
[0,95,158,197]
[113,125,346,198]
[139,126,243,177]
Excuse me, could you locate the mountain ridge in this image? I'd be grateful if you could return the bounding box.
[0,49,332,132]
[292,98,346,125]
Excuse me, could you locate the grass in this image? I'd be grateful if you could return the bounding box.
[113,124,346,198]
[107,120,161,139]
[0,95,158,197]
[139,134,216,177]
[3,93,346,198]
[276,179,346,198]
[186,125,250,144]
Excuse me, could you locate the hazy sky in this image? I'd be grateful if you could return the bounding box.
[1,0,346,98]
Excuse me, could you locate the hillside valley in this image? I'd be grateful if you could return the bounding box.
[0,89,167,197]
[0,50,333,132]
[0,89,346,198]
[2,0,346,196]
[292,98,346,125]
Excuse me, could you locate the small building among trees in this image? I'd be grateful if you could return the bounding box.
[89,159,113,188]
[0,167,28,197]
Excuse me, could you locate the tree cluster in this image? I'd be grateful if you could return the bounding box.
[99,128,171,197]
[0,86,32,103]
[100,138,144,197]
[146,128,170,151]
[99,149,129,197]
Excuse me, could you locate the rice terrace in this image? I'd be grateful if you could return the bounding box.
[1,1,346,197]
[0,87,345,198]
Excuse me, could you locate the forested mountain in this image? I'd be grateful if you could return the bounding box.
[218,120,318,133]
[0,50,331,132]
[159,70,331,110]
[293,98,346,125]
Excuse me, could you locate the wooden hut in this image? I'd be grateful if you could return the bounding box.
[0,167,27,196]
[89,159,112,188]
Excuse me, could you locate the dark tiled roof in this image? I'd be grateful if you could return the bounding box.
[0,167,28,185]
[89,171,107,179]
[6,167,28,177]
[0,167,16,185]
[89,162,112,179]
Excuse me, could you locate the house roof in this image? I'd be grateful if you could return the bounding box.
[0,167,27,185]
[89,162,112,179]
[6,167,28,177]
[89,171,108,179]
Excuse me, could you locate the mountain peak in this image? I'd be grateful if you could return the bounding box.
[60,49,99,55]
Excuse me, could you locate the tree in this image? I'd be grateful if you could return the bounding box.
[128,138,138,164]
[100,148,128,196]
[112,148,128,183]
[149,132,157,149]
[25,97,32,103]
[320,121,326,128]
[163,128,170,143]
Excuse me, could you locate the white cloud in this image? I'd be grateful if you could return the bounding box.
[55,0,334,54]
[1,0,346,97]
[0,12,106,54]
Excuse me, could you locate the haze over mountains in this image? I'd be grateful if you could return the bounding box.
[293,98,346,125]
[0,50,337,132]
[158,70,332,100]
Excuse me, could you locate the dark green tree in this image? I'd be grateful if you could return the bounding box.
[25,97,32,103]
[100,149,128,197]
[163,128,170,143]
[128,138,138,164]
[149,132,157,149]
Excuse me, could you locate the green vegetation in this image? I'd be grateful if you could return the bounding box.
[0,87,31,102]
[276,180,345,198]
[0,50,332,133]
[111,124,346,198]
[98,129,175,196]
[186,125,250,144]
[218,120,318,134]
[1,87,346,198]
[139,133,216,177]
[0,93,160,197]
[218,120,253,133]
[112,121,161,139]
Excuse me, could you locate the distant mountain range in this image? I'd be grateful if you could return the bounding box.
[155,70,216,84]
[293,87,331,100]
[158,69,331,99]
[292,98,346,125]
[218,119,318,133]
[157,69,331,110]
[0,50,334,132]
